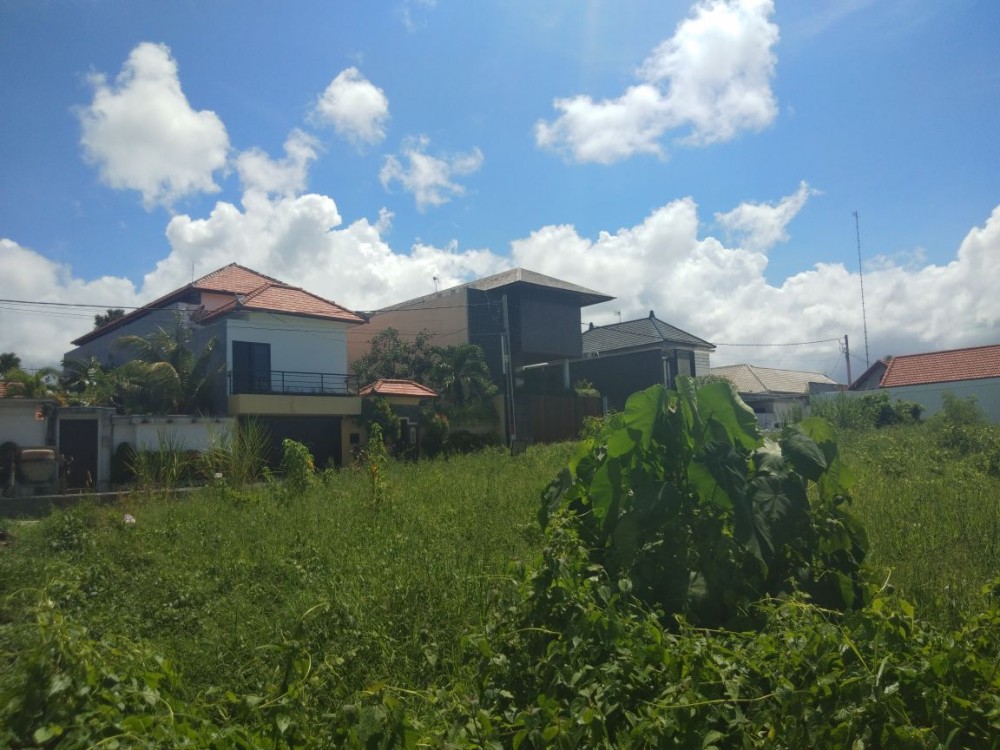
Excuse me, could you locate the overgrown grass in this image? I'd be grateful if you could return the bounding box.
[843,421,1000,627]
[2,418,999,746]
[0,444,572,721]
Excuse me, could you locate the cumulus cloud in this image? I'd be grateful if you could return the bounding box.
[77,42,230,208]
[715,181,816,252]
[312,67,390,147]
[511,192,1000,377]
[536,0,779,164]
[0,239,141,367]
[5,164,999,381]
[380,136,484,211]
[235,129,320,197]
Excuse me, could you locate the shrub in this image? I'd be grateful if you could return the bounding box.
[447,430,501,454]
[420,410,449,458]
[361,396,401,449]
[541,382,867,627]
[280,438,315,495]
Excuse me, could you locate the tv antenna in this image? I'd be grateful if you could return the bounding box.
[853,210,870,369]
[432,275,440,292]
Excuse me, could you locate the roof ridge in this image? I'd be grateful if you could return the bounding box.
[192,263,288,290]
[892,342,1000,359]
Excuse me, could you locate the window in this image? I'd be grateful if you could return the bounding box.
[232,341,271,394]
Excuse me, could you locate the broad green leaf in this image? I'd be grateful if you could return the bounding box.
[623,385,667,449]
[589,458,622,525]
[780,424,828,481]
[696,381,761,452]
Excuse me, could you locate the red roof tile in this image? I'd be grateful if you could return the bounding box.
[880,344,1000,388]
[72,263,362,345]
[358,379,439,398]
[192,264,285,294]
[201,282,364,324]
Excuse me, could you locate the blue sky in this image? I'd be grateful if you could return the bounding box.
[2,0,999,381]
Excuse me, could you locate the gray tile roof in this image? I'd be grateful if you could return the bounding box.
[377,267,613,312]
[583,315,714,355]
[710,364,838,395]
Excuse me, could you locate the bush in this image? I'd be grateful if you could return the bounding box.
[420,410,449,458]
[542,382,867,627]
[810,391,922,430]
[447,430,501,454]
[361,396,401,449]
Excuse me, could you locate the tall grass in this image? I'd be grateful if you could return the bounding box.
[843,423,1000,627]
[0,443,573,719]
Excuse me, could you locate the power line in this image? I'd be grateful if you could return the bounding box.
[713,337,842,347]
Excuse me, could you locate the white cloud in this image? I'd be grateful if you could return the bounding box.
[715,181,816,252]
[312,67,390,147]
[536,0,779,163]
[77,42,230,208]
[235,129,320,197]
[511,193,1000,377]
[6,162,1000,383]
[380,136,484,211]
[0,239,141,367]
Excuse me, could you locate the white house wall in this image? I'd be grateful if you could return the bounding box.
[882,379,1000,423]
[0,401,51,447]
[111,415,237,453]
[225,312,352,375]
[694,350,712,376]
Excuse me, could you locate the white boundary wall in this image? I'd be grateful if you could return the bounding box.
[111,416,237,452]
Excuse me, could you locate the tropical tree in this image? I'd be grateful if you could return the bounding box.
[428,343,497,405]
[60,356,121,408]
[2,367,62,400]
[353,327,436,386]
[114,315,221,414]
[93,308,126,329]
[0,352,21,376]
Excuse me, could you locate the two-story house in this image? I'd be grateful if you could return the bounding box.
[66,264,366,467]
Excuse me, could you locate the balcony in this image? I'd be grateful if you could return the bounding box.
[228,370,359,397]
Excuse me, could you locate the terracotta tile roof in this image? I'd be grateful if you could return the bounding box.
[201,281,364,325]
[879,344,1000,388]
[191,263,285,294]
[710,364,839,395]
[358,379,439,398]
[72,263,362,345]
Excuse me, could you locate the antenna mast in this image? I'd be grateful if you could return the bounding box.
[853,211,870,368]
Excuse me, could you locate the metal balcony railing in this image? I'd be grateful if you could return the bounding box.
[228,370,358,396]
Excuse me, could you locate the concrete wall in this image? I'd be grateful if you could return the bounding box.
[65,304,197,367]
[881,379,1000,423]
[0,400,54,447]
[349,288,469,369]
[224,312,354,377]
[111,415,237,453]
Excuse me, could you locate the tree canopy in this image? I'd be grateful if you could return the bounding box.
[93,308,126,329]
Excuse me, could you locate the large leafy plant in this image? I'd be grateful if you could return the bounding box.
[541,381,868,626]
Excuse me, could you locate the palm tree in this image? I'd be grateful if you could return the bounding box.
[2,367,62,400]
[114,315,221,414]
[60,356,121,408]
[429,344,497,405]
[0,352,21,376]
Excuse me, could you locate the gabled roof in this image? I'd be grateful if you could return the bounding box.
[200,280,364,325]
[358,379,439,398]
[377,267,613,312]
[879,344,1000,388]
[583,313,714,356]
[73,263,362,345]
[710,364,838,396]
[465,268,613,306]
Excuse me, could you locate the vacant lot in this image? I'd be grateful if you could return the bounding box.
[2,417,998,747]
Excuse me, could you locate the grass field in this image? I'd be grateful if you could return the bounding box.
[2,414,998,747]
